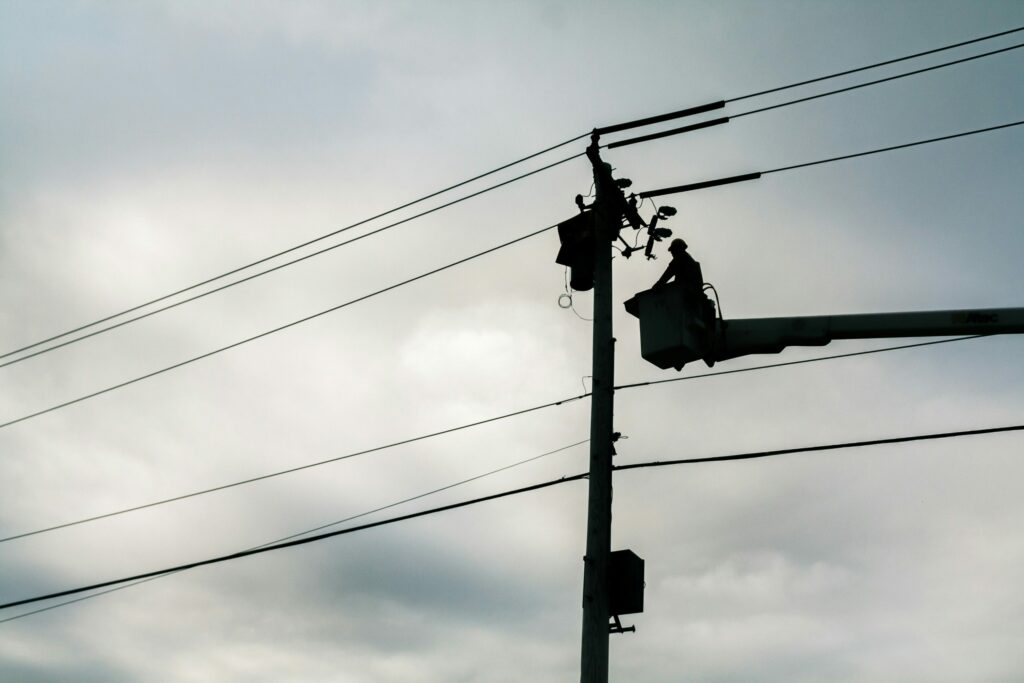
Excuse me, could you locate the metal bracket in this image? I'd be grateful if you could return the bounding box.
[609,614,635,634]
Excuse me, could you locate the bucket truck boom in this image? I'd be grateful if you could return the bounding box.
[624,286,1024,371]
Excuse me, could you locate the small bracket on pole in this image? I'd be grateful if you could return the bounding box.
[609,615,635,634]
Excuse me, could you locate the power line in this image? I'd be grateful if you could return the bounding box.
[0,336,981,545]
[0,474,590,611]
[10,117,1012,431]
[614,424,1024,472]
[0,136,588,363]
[602,25,1024,144]
[614,336,982,391]
[9,26,1020,366]
[607,42,1024,150]
[0,221,560,432]
[4,421,1020,613]
[727,24,1024,102]
[0,395,589,544]
[639,119,1024,198]
[763,120,1024,175]
[0,152,584,370]
[731,42,1023,120]
[0,439,589,624]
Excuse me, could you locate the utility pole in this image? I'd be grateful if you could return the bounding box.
[580,132,616,683]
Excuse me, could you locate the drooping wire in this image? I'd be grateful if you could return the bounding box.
[560,267,593,323]
[702,283,724,321]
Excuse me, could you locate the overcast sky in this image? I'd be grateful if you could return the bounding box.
[1,1,1023,681]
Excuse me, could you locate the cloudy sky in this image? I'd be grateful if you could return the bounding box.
[1,1,1023,681]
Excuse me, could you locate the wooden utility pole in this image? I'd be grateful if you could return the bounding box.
[580,133,616,683]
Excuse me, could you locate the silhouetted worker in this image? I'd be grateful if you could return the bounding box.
[653,238,703,292]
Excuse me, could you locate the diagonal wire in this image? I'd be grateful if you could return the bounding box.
[0,473,590,611]
[614,424,1024,471]
[1,152,584,370]
[0,135,588,362]
[727,24,1024,102]
[763,120,1024,175]
[0,336,982,545]
[0,222,560,432]
[0,439,589,624]
[7,26,1021,364]
[614,336,983,391]
[0,395,589,544]
[731,42,1024,119]
[5,420,1022,613]
[606,42,1024,150]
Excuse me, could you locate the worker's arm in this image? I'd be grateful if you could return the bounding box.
[653,262,674,288]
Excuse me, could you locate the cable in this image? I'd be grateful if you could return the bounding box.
[0,152,585,370]
[0,438,589,624]
[607,42,1024,152]
[763,120,1024,175]
[1,336,982,545]
[730,42,1024,120]
[727,25,1024,102]
[639,120,1024,198]
[0,135,589,363]
[0,222,560,432]
[614,336,982,391]
[5,420,1021,612]
[614,424,1024,472]
[0,394,589,544]
[10,27,1020,363]
[0,473,591,611]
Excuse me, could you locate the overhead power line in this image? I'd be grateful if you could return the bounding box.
[598,24,1023,139]
[4,422,1020,613]
[614,424,1024,472]
[0,474,589,611]
[731,42,1024,120]
[0,221,559,432]
[0,136,587,363]
[609,41,1024,149]
[8,115,1010,433]
[728,24,1024,102]
[0,396,589,544]
[614,336,983,391]
[0,335,980,545]
[0,152,584,371]
[7,26,1019,366]
[639,119,1024,198]
[763,120,1024,175]
[0,439,589,624]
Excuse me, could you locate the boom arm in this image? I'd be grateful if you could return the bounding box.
[624,286,1024,370]
[717,308,1024,363]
